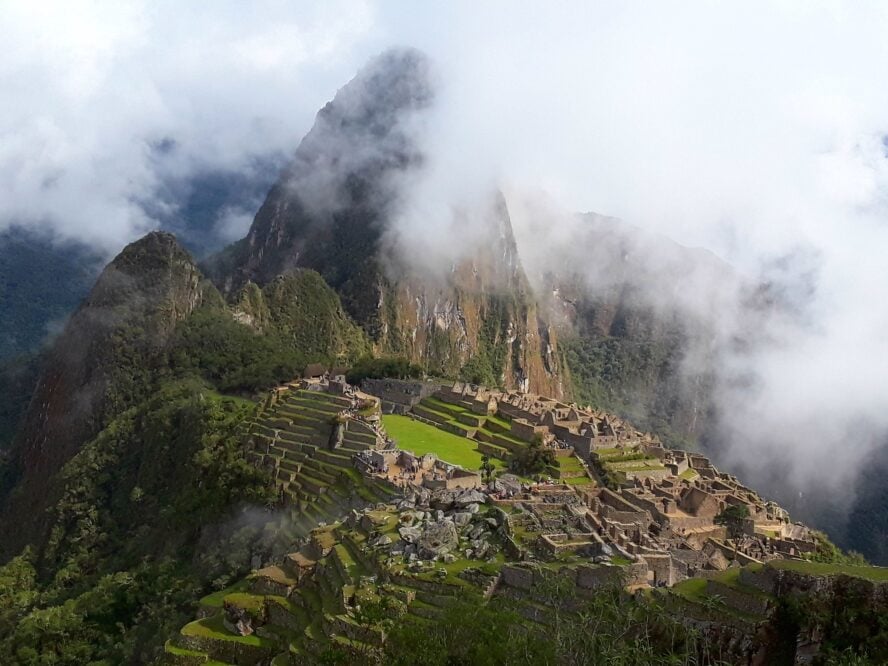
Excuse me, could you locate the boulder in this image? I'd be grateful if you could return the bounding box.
[452,512,472,527]
[369,534,392,547]
[399,526,422,544]
[430,489,459,510]
[454,490,487,507]
[418,520,460,558]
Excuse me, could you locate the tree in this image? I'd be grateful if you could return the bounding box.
[714,504,750,539]
[480,455,495,483]
[509,438,555,476]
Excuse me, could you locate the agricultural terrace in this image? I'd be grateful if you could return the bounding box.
[409,394,593,482]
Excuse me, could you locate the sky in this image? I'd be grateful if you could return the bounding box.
[3,1,888,516]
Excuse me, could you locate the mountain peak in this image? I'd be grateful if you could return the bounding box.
[0,230,205,554]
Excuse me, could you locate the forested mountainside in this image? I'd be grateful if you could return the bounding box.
[0,229,376,663]
[0,227,103,361]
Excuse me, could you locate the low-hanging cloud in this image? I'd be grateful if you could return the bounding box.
[0,0,378,250]
[4,2,888,527]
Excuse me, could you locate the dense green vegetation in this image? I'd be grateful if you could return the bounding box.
[458,295,516,387]
[334,586,729,665]
[846,446,888,565]
[509,436,556,476]
[346,355,423,386]
[0,380,284,664]
[0,257,375,663]
[0,352,41,450]
[0,227,102,361]
[561,332,701,450]
[170,306,306,392]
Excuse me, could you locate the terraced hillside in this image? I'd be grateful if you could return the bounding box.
[410,393,594,485]
[163,500,504,664]
[591,445,668,486]
[246,386,396,534]
[162,493,888,666]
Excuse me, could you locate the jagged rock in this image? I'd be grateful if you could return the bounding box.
[414,488,431,507]
[452,512,472,527]
[485,518,498,529]
[465,503,480,514]
[454,490,487,507]
[493,474,523,495]
[442,553,457,564]
[430,489,459,510]
[397,499,416,511]
[469,526,485,540]
[399,526,421,544]
[435,509,445,521]
[370,534,392,547]
[418,520,459,558]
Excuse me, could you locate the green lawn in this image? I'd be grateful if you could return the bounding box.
[564,476,594,486]
[383,415,503,471]
[671,577,707,602]
[556,456,586,471]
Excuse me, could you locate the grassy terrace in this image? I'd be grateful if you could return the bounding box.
[382,415,503,471]
[767,560,888,582]
[182,614,276,648]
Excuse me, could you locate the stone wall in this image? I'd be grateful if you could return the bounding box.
[361,378,439,414]
[511,418,547,442]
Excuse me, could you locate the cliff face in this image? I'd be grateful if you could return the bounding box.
[1,231,204,553]
[210,49,562,395]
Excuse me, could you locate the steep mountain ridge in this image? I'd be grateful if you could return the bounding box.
[209,48,562,395]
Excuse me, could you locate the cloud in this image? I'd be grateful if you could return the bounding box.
[0,0,378,250]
